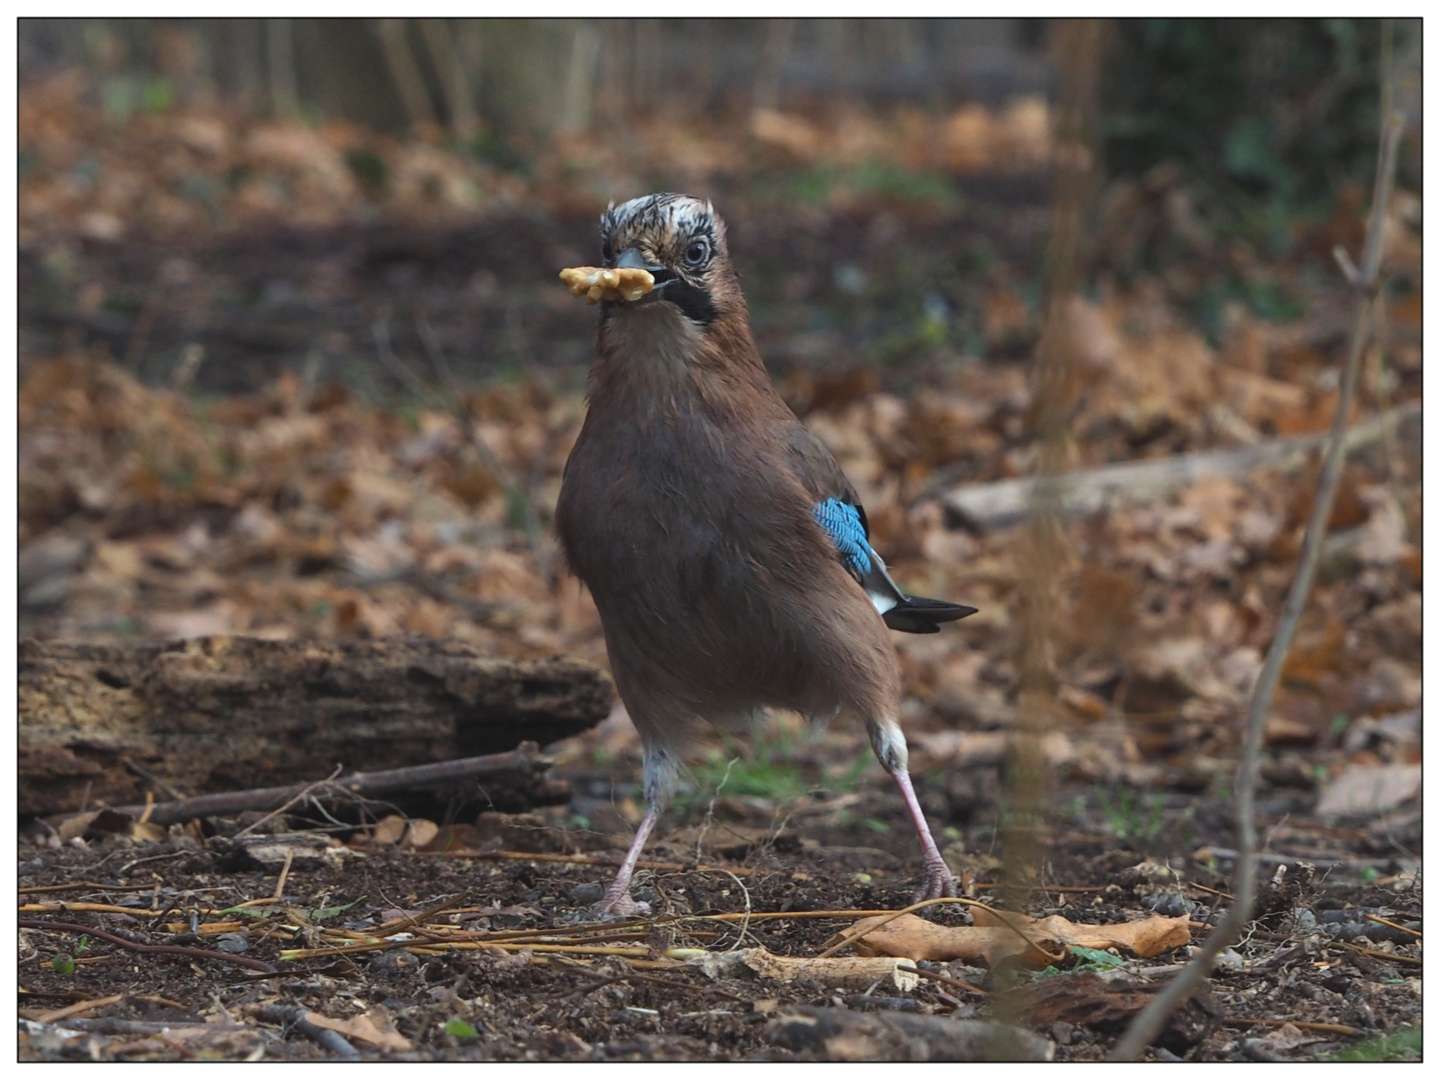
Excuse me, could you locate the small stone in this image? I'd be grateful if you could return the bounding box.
[568,882,605,905]
[214,933,250,953]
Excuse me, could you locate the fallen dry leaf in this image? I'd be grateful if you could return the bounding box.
[1315,764,1422,816]
[367,815,409,846]
[304,1006,413,1052]
[404,819,441,849]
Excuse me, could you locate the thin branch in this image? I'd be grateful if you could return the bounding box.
[41,1018,254,1037]
[1111,108,1406,1061]
[18,918,277,975]
[997,19,1104,1049]
[233,764,343,839]
[103,744,547,827]
[941,402,1418,530]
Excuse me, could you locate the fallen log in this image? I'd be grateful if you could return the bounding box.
[942,403,1419,531]
[18,635,613,818]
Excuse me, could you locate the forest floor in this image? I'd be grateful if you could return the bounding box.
[17,75,1423,1061]
[16,779,1424,1062]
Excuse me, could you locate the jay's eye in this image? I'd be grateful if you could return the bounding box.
[601,241,614,263]
[682,238,710,268]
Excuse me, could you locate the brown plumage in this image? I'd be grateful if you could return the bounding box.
[556,193,974,915]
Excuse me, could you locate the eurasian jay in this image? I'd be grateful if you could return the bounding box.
[556,193,976,916]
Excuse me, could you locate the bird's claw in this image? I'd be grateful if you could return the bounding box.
[590,893,653,920]
[912,860,959,903]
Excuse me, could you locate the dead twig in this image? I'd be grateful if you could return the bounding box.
[17,882,123,895]
[43,1018,253,1036]
[437,847,766,877]
[1364,913,1421,939]
[103,745,547,827]
[21,902,219,918]
[25,994,126,1024]
[940,403,1418,530]
[270,847,295,900]
[17,917,277,975]
[896,963,988,996]
[372,890,472,936]
[233,765,343,839]
[1341,941,1422,967]
[122,757,187,802]
[281,938,706,962]
[1221,1018,1361,1037]
[1112,100,1408,1061]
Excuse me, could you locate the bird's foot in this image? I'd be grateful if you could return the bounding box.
[590,891,652,920]
[911,858,959,903]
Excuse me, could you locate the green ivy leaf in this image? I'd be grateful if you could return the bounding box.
[1070,945,1124,970]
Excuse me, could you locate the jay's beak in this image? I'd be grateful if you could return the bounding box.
[615,247,675,300]
[614,247,650,270]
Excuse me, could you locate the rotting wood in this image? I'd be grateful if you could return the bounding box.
[18,635,613,817]
[942,403,1420,531]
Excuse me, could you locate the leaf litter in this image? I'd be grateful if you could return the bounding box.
[17,75,1422,1061]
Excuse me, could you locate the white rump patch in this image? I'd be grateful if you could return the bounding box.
[867,589,899,615]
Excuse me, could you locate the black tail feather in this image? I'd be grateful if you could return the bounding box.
[882,595,978,634]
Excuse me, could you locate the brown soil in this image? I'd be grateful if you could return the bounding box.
[18,759,1422,1062]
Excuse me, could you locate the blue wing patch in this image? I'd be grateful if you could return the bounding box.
[812,498,872,576]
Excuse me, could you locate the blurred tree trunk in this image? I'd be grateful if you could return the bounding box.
[376,18,437,134]
[597,20,632,131]
[455,20,487,132]
[691,18,722,112]
[301,18,405,132]
[18,16,1057,136]
[633,19,662,117]
[753,18,796,111]
[224,18,265,114]
[419,18,479,142]
[559,20,602,133]
[265,17,298,116]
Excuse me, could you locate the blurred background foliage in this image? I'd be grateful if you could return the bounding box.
[18,18,1419,211]
[16,18,1421,394]
[1105,19,1404,208]
[15,23,1425,940]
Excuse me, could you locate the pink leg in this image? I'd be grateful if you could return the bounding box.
[892,767,957,901]
[594,802,661,917]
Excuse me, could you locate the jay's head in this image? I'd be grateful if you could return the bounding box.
[597,192,742,331]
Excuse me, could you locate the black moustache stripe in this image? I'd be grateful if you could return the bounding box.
[663,278,718,326]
